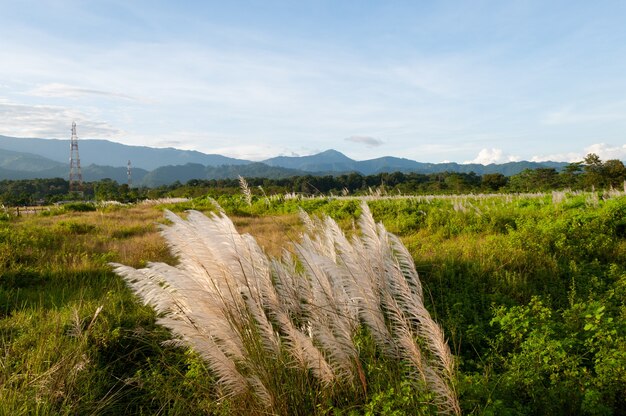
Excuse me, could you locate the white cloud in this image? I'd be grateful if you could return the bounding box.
[344,136,384,147]
[531,143,626,163]
[27,83,139,101]
[530,152,582,163]
[0,100,123,138]
[277,151,301,157]
[464,148,520,164]
[584,143,626,160]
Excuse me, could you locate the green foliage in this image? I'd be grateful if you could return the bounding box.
[486,269,626,415]
[63,202,97,212]
[363,379,436,416]
[56,221,98,234]
[3,193,626,414]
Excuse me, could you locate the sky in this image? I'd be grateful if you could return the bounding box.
[1,0,625,164]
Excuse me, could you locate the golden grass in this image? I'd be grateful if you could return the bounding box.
[231,213,303,258]
[8,205,173,270]
[8,206,304,271]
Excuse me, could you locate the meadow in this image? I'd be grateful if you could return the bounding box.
[1,191,625,415]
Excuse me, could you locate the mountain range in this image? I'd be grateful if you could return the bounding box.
[0,135,569,186]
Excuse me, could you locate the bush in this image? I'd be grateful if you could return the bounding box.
[63,202,97,212]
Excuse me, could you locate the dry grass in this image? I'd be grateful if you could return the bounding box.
[1,205,173,415]
[230,214,303,257]
[9,205,174,270]
[13,205,309,269]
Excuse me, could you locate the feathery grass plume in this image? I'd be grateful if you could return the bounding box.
[112,202,459,415]
[298,203,459,413]
[238,175,253,206]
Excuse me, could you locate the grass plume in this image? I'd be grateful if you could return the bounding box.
[111,201,459,414]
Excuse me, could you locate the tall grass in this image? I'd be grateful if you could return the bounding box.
[0,205,179,414]
[112,202,460,414]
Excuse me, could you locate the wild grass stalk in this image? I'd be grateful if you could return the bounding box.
[112,202,460,414]
[238,176,253,206]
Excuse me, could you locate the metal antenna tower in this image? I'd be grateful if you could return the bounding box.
[127,160,132,187]
[69,121,83,192]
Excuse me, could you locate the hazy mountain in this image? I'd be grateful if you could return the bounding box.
[0,135,249,170]
[263,149,356,171]
[263,149,568,176]
[81,164,149,184]
[0,148,66,172]
[355,156,426,174]
[0,133,572,185]
[401,161,567,176]
[0,147,149,183]
[141,163,308,187]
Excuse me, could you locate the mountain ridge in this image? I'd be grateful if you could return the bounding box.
[0,134,571,185]
[0,135,249,170]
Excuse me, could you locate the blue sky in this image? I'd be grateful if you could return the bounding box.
[1,0,625,163]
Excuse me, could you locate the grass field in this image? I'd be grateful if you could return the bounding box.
[2,192,625,415]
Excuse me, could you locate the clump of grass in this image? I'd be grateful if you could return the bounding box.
[62,202,96,212]
[110,224,152,239]
[56,221,98,235]
[112,202,459,414]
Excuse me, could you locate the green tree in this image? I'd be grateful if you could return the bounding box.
[561,162,584,189]
[94,178,120,201]
[602,159,626,188]
[583,153,604,188]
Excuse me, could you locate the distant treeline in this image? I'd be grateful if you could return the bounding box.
[1,153,624,206]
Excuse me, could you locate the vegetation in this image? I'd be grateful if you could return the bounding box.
[2,153,624,206]
[1,170,626,414]
[113,203,459,414]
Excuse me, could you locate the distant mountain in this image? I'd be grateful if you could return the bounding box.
[263,149,568,176]
[400,160,567,176]
[0,148,150,183]
[0,135,249,170]
[355,156,425,174]
[141,163,308,187]
[263,149,356,172]
[0,133,573,186]
[0,148,65,172]
[81,164,149,184]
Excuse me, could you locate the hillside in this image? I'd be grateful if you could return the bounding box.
[0,135,249,170]
[141,162,309,187]
[262,149,568,176]
[0,134,571,185]
[0,148,66,172]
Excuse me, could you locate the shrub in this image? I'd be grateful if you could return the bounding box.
[63,202,97,212]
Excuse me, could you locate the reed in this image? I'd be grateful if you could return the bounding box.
[112,201,459,414]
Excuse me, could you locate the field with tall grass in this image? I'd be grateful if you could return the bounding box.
[2,191,625,415]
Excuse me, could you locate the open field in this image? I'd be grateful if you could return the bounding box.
[1,192,626,415]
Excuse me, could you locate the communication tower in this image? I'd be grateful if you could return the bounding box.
[127,160,132,187]
[69,121,83,192]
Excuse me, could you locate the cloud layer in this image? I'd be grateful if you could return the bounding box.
[531,144,626,163]
[28,83,138,101]
[0,2,625,163]
[464,148,520,164]
[0,100,122,138]
[344,136,384,147]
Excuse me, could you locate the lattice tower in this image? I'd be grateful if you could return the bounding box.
[69,121,83,192]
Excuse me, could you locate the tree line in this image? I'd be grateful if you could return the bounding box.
[1,153,624,206]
